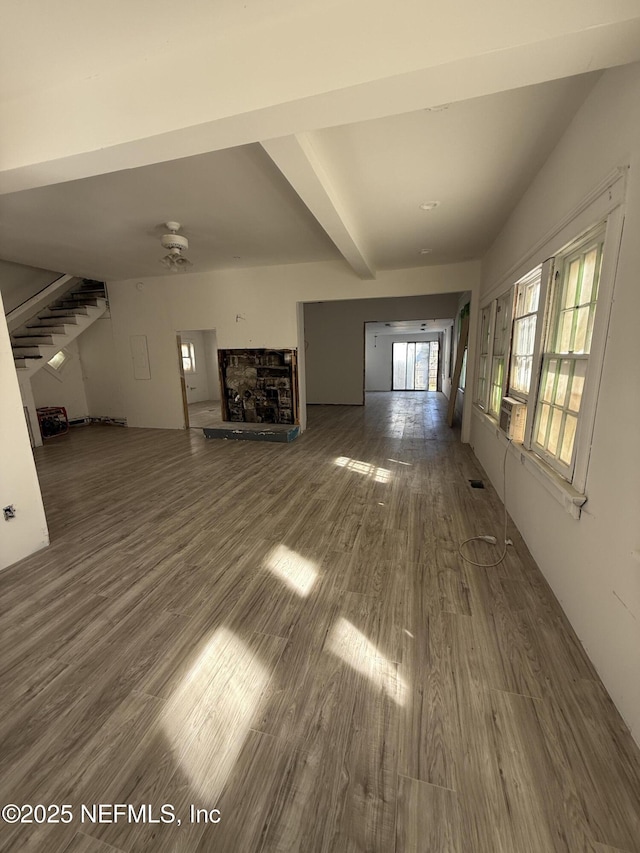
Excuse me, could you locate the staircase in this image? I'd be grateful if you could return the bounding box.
[11,279,108,378]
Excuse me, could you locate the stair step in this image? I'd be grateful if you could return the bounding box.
[36,315,79,324]
[14,355,43,363]
[26,323,72,334]
[39,308,85,319]
[13,282,106,377]
[11,334,56,344]
[71,290,106,299]
[56,297,102,308]
[12,345,42,357]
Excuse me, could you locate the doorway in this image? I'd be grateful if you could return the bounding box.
[176,328,220,429]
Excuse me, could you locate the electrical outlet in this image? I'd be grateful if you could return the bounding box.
[3,505,16,520]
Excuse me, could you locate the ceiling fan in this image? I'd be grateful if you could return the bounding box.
[160,221,193,272]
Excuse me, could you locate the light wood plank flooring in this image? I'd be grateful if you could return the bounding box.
[2,391,640,852]
[187,399,223,429]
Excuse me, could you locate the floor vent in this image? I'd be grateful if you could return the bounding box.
[469,479,485,489]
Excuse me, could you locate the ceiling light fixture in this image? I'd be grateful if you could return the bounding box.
[420,248,432,255]
[160,221,193,272]
[419,201,440,211]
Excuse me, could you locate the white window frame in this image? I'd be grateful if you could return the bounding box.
[507,264,547,404]
[473,195,624,499]
[488,290,513,418]
[529,226,605,481]
[474,302,495,410]
[530,208,623,493]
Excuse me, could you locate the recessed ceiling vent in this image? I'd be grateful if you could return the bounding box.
[160,221,193,272]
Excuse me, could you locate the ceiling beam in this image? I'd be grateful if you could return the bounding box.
[262,133,376,280]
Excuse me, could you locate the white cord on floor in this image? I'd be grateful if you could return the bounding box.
[458,438,512,568]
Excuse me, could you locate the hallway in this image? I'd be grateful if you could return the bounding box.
[1,392,639,852]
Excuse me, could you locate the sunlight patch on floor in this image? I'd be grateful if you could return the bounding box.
[162,628,268,804]
[334,456,391,483]
[265,543,318,596]
[327,617,407,706]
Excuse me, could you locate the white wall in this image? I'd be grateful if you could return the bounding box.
[365,331,439,391]
[77,316,125,420]
[471,62,640,743]
[31,339,89,422]
[0,292,49,570]
[106,260,479,429]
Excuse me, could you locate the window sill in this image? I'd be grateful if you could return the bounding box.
[472,406,587,519]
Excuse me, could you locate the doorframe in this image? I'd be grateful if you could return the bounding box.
[176,334,189,429]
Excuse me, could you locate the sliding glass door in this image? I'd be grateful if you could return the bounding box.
[392,341,439,391]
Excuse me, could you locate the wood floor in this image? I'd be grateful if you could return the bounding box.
[187,399,223,429]
[2,392,640,852]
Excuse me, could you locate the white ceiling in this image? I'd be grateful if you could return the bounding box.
[0,146,340,280]
[1,1,639,285]
[0,76,598,281]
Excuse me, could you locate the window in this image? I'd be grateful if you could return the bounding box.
[475,305,492,408]
[531,227,604,477]
[44,347,72,381]
[181,341,196,373]
[472,190,622,496]
[508,266,541,400]
[47,350,68,371]
[488,291,512,417]
[392,341,439,391]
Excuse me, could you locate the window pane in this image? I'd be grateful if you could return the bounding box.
[548,408,563,456]
[564,259,580,308]
[558,310,573,352]
[511,354,532,396]
[560,414,577,465]
[414,343,429,390]
[541,359,556,403]
[579,248,598,303]
[554,361,570,407]
[525,281,540,314]
[536,403,550,446]
[406,343,416,390]
[48,350,67,370]
[573,306,590,353]
[480,307,491,355]
[392,343,407,390]
[568,361,586,412]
